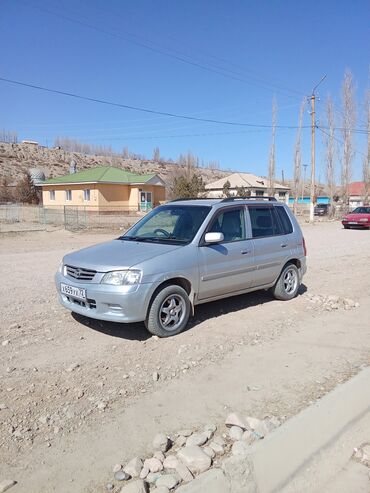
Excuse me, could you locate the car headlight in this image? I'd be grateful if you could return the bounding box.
[58,261,64,273]
[101,270,142,285]
[359,218,369,222]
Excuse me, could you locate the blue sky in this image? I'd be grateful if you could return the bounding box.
[1,0,369,180]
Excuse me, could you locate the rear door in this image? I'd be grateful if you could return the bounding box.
[247,205,294,287]
[197,206,255,300]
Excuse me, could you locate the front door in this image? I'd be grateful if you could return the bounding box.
[197,207,255,301]
[140,191,152,212]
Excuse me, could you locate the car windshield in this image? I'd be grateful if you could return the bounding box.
[352,207,370,214]
[120,205,211,244]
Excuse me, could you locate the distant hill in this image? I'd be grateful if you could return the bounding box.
[0,142,230,187]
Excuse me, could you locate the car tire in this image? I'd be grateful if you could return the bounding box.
[343,225,350,229]
[145,285,191,337]
[272,263,300,301]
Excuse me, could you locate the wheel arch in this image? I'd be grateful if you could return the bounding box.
[147,277,194,317]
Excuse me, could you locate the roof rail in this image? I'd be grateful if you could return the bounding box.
[221,196,277,202]
[169,197,215,202]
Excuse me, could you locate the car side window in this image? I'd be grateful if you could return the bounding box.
[208,208,246,242]
[248,207,283,238]
[275,206,293,234]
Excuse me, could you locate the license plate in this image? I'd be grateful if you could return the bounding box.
[61,283,86,300]
[348,221,357,224]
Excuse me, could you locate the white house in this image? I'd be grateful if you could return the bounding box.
[205,172,290,203]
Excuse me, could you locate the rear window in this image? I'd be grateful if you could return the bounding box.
[275,206,293,234]
[248,207,283,238]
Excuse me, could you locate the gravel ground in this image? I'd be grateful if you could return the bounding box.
[0,221,369,492]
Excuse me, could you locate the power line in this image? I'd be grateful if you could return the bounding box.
[317,125,367,159]
[1,76,368,135]
[21,0,304,101]
[0,76,310,129]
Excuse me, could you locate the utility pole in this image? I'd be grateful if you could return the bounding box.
[309,75,327,222]
[301,164,309,201]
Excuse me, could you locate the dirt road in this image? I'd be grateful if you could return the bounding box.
[0,222,369,492]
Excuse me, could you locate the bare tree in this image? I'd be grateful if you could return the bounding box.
[0,129,18,143]
[152,147,160,162]
[363,90,370,205]
[268,97,277,196]
[292,99,306,214]
[341,69,356,210]
[122,146,130,159]
[324,96,336,217]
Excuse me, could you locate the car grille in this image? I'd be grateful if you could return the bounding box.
[66,265,96,281]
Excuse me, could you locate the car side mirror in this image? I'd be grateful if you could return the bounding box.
[204,232,224,244]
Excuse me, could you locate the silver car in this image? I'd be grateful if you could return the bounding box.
[56,198,307,337]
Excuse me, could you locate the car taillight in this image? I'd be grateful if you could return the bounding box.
[303,237,307,256]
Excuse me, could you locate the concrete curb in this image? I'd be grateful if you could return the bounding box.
[249,367,370,493]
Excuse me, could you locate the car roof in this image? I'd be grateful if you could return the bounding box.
[167,197,283,208]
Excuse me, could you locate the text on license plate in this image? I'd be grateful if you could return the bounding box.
[61,283,86,300]
[348,221,357,224]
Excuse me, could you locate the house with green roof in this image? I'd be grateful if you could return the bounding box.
[39,166,166,211]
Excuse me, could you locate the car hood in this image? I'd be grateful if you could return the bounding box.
[344,213,370,220]
[63,239,184,271]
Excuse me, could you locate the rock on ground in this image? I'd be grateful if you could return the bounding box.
[0,481,17,493]
[118,480,149,493]
[153,433,171,453]
[151,487,170,493]
[175,462,194,483]
[186,432,208,447]
[222,455,255,493]
[225,413,248,430]
[232,440,250,456]
[155,473,179,489]
[143,457,163,473]
[229,425,244,441]
[177,446,211,475]
[124,457,143,478]
[163,455,179,469]
[176,468,230,493]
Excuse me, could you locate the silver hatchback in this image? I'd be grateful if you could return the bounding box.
[56,198,307,337]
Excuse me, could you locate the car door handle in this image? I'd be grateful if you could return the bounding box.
[241,249,250,254]
[281,243,288,248]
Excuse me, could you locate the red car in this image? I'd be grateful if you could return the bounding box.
[342,206,370,229]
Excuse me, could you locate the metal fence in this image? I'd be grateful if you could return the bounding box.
[0,204,143,232]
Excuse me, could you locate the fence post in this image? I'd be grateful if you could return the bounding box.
[63,205,66,230]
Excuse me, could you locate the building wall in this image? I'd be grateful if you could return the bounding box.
[97,184,130,207]
[42,183,166,209]
[42,184,99,208]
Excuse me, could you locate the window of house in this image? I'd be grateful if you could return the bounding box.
[208,207,246,242]
[49,190,55,200]
[248,207,284,238]
[255,190,264,196]
[84,189,91,201]
[279,191,286,198]
[65,190,72,201]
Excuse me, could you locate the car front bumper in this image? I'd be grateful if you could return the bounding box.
[342,221,370,228]
[55,272,156,323]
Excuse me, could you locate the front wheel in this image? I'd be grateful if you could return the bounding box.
[272,263,300,301]
[343,225,350,229]
[145,285,191,337]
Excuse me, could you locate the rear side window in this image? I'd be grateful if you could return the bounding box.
[275,206,293,234]
[248,207,283,238]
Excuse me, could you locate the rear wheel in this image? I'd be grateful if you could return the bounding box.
[145,285,191,337]
[272,263,300,301]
